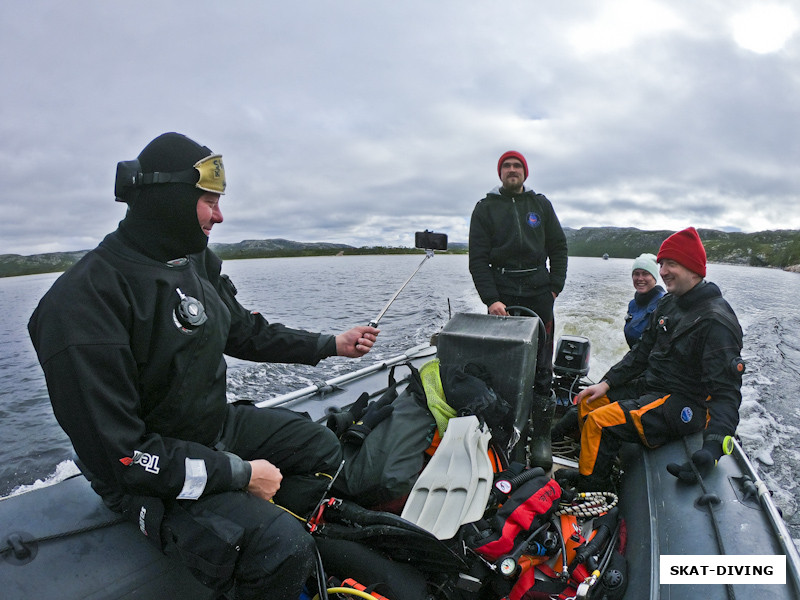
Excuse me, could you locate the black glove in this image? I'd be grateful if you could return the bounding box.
[326,392,370,436]
[341,394,395,445]
[666,440,723,483]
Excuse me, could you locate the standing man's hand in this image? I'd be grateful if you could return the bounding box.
[247,459,282,500]
[336,326,380,358]
[488,301,507,316]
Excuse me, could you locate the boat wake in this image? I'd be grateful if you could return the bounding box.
[5,459,80,499]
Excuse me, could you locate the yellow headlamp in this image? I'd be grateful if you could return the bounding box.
[115,153,226,201]
[193,154,226,194]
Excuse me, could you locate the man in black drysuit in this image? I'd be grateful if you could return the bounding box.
[468,150,568,470]
[28,132,380,599]
[572,227,744,491]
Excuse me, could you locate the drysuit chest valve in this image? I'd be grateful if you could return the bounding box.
[173,287,208,331]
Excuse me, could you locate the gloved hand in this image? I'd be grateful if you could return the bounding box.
[666,440,724,483]
[341,394,395,445]
[326,392,369,436]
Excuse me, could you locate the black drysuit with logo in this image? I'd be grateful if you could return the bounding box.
[577,281,744,486]
[468,186,568,394]
[28,231,343,599]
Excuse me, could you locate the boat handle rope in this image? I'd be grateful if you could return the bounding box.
[679,436,737,600]
[1,514,125,563]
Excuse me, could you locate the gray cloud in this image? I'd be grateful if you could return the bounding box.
[2,0,798,255]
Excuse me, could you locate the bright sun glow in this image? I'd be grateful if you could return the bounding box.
[731,4,799,54]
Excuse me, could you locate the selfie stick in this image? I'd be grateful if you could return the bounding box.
[368,231,448,328]
[368,250,435,328]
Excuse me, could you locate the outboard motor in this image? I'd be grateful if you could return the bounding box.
[552,336,591,407]
[553,336,591,377]
[551,336,592,449]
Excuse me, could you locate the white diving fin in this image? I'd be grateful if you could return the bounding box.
[401,415,493,540]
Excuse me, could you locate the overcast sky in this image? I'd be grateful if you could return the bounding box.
[2,1,798,255]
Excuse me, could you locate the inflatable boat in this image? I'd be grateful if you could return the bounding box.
[2,312,798,599]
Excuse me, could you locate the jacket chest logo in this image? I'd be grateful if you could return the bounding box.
[526,212,541,228]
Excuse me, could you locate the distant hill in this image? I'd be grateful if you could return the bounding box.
[1,228,798,278]
[210,239,353,259]
[564,227,800,269]
[0,251,90,279]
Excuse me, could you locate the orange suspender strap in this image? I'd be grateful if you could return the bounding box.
[488,445,503,472]
[340,578,391,600]
[424,428,442,457]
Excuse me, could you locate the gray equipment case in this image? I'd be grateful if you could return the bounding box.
[437,313,539,462]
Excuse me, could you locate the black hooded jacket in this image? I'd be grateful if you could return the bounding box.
[469,186,568,305]
[28,231,336,501]
[603,280,744,442]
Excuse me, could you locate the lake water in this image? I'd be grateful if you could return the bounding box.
[2,254,799,543]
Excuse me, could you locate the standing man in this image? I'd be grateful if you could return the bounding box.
[28,132,380,599]
[468,150,568,470]
[571,227,744,491]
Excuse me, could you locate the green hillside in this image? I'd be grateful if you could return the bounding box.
[564,227,800,269]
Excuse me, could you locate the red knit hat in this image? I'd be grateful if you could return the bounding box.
[657,227,707,277]
[497,151,528,180]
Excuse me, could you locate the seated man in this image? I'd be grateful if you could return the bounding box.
[571,227,744,491]
[28,132,380,599]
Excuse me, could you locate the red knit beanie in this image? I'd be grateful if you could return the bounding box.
[497,151,528,179]
[657,227,707,277]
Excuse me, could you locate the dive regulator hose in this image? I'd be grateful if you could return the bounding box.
[313,589,381,600]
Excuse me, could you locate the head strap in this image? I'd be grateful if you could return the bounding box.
[115,153,225,202]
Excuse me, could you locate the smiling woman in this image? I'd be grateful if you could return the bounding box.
[731,4,799,54]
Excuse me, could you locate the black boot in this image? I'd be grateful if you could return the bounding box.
[554,467,580,489]
[551,405,579,442]
[577,472,614,493]
[528,391,555,472]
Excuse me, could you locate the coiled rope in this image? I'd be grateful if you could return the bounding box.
[555,491,618,518]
